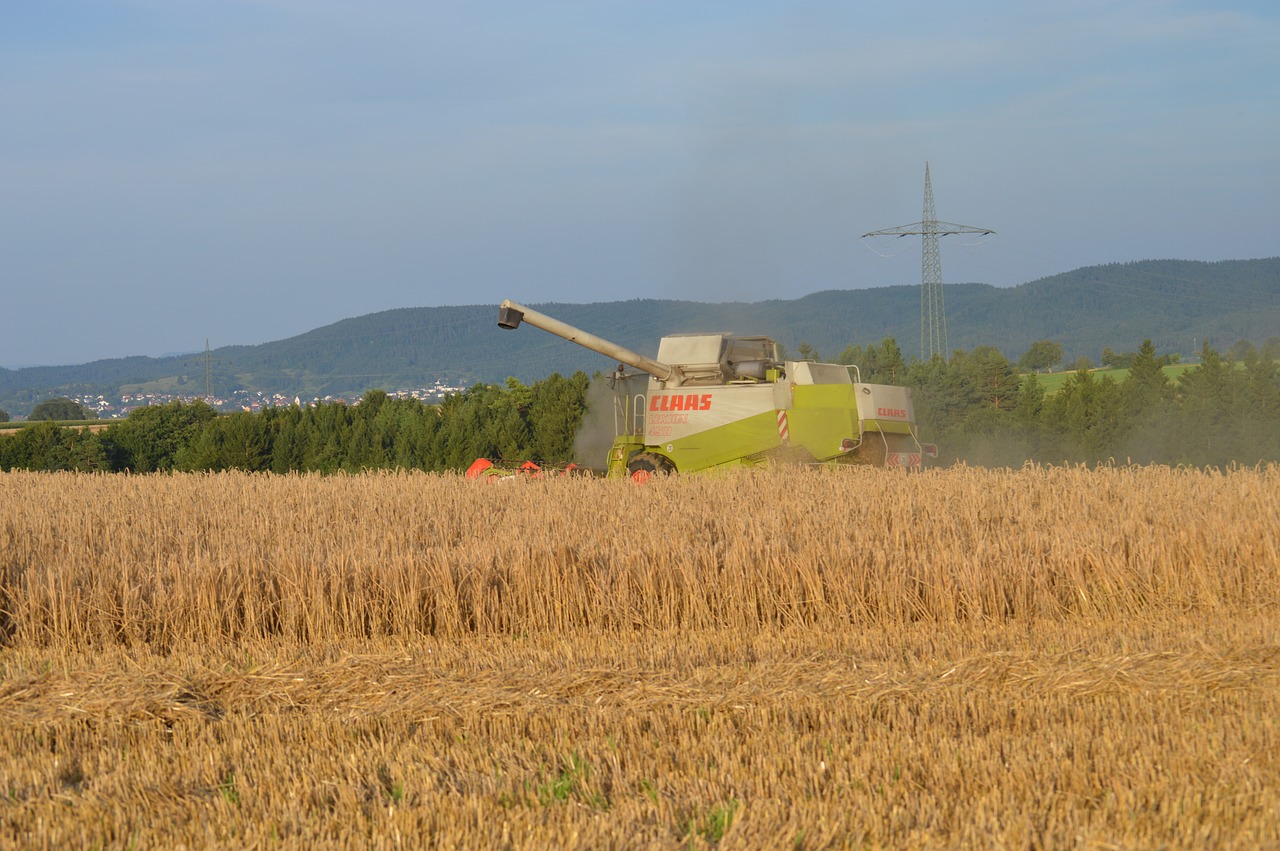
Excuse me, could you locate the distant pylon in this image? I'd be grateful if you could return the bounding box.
[862,162,995,359]
[204,339,213,402]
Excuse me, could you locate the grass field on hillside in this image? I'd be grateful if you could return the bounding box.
[1029,363,1195,393]
[0,419,112,434]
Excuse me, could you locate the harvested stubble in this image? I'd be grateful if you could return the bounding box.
[1,465,1278,848]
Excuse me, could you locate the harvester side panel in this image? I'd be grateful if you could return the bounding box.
[788,361,853,385]
[788,384,862,463]
[652,409,784,472]
[643,384,776,445]
[854,383,917,434]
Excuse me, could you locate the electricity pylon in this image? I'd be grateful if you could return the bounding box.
[862,162,994,360]
[203,339,213,402]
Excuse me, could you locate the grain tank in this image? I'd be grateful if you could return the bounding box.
[498,300,928,478]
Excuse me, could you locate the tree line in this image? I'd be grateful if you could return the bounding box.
[0,373,591,474]
[3,339,1279,473]
[837,337,1280,467]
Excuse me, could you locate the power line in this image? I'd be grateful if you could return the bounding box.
[204,339,213,402]
[862,162,995,359]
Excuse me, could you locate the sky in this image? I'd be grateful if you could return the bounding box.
[2,1,1277,367]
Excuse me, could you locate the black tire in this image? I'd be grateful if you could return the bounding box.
[626,452,676,479]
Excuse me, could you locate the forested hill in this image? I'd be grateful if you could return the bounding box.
[2,257,1277,412]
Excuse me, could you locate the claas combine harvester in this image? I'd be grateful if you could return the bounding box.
[490,300,932,480]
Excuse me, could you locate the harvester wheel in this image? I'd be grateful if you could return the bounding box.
[626,452,675,481]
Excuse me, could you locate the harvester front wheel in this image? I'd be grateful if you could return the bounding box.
[626,452,675,482]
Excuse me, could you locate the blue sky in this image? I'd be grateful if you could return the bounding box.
[2,1,1277,366]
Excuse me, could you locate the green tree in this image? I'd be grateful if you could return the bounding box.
[1228,339,1255,361]
[0,422,105,471]
[1121,341,1170,412]
[835,343,865,367]
[1017,340,1064,373]
[872,338,906,383]
[845,338,906,384]
[356,388,389,417]
[377,398,440,470]
[100,400,217,471]
[1236,345,1280,463]
[433,385,502,468]
[1012,375,1046,431]
[29,397,89,421]
[0,408,9,423]
[340,390,393,470]
[527,372,590,463]
[503,377,533,412]
[1100,347,1136,369]
[964,346,1021,411]
[903,353,971,443]
[926,348,1026,465]
[343,417,386,471]
[265,406,307,473]
[178,411,272,472]
[300,401,351,472]
[484,385,531,462]
[1172,342,1233,465]
[1116,340,1173,463]
[1043,363,1123,462]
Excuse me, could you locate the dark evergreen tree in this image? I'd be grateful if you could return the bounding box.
[964,346,1022,412]
[484,385,531,463]
[1012,375,1046,433]
[0,422,105,471]
[433,385,501,468]
[527,372,589,463]
[1172,343,1234,465]
[1116,339,1174,463]
[1042,364,1123,463]
[903,355,958,442]
[871,339,906,384]
[1236,346,1280,463]
[266,406,306,473]
[302,402,350,472]
[211,412,272,471]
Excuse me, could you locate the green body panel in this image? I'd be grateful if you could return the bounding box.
[789,385,860,461]
[863,420,915,434]
[605,434,647,477]
[608,384,895,476]
[865,417,916,435]
[660,409,782,471]
[607,412,781,476]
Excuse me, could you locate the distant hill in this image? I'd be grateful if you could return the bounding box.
[2,258,1277,416]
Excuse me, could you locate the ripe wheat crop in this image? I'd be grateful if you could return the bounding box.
[1,466,1277,848]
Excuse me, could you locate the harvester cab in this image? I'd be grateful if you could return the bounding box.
[498,299,928,478]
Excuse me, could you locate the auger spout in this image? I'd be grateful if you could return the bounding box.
[498,299,680,384]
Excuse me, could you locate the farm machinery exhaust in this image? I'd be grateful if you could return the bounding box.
[490,299,930,480]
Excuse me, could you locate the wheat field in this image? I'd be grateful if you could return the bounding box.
[1,466,1277,848]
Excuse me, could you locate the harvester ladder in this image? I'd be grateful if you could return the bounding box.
[614,393,648,437]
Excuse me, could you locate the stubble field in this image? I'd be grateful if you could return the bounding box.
[1,466,1277,848]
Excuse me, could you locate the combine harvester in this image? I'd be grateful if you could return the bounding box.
[474,300,933,481]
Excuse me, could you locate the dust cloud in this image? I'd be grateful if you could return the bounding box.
[572,375,639,471]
